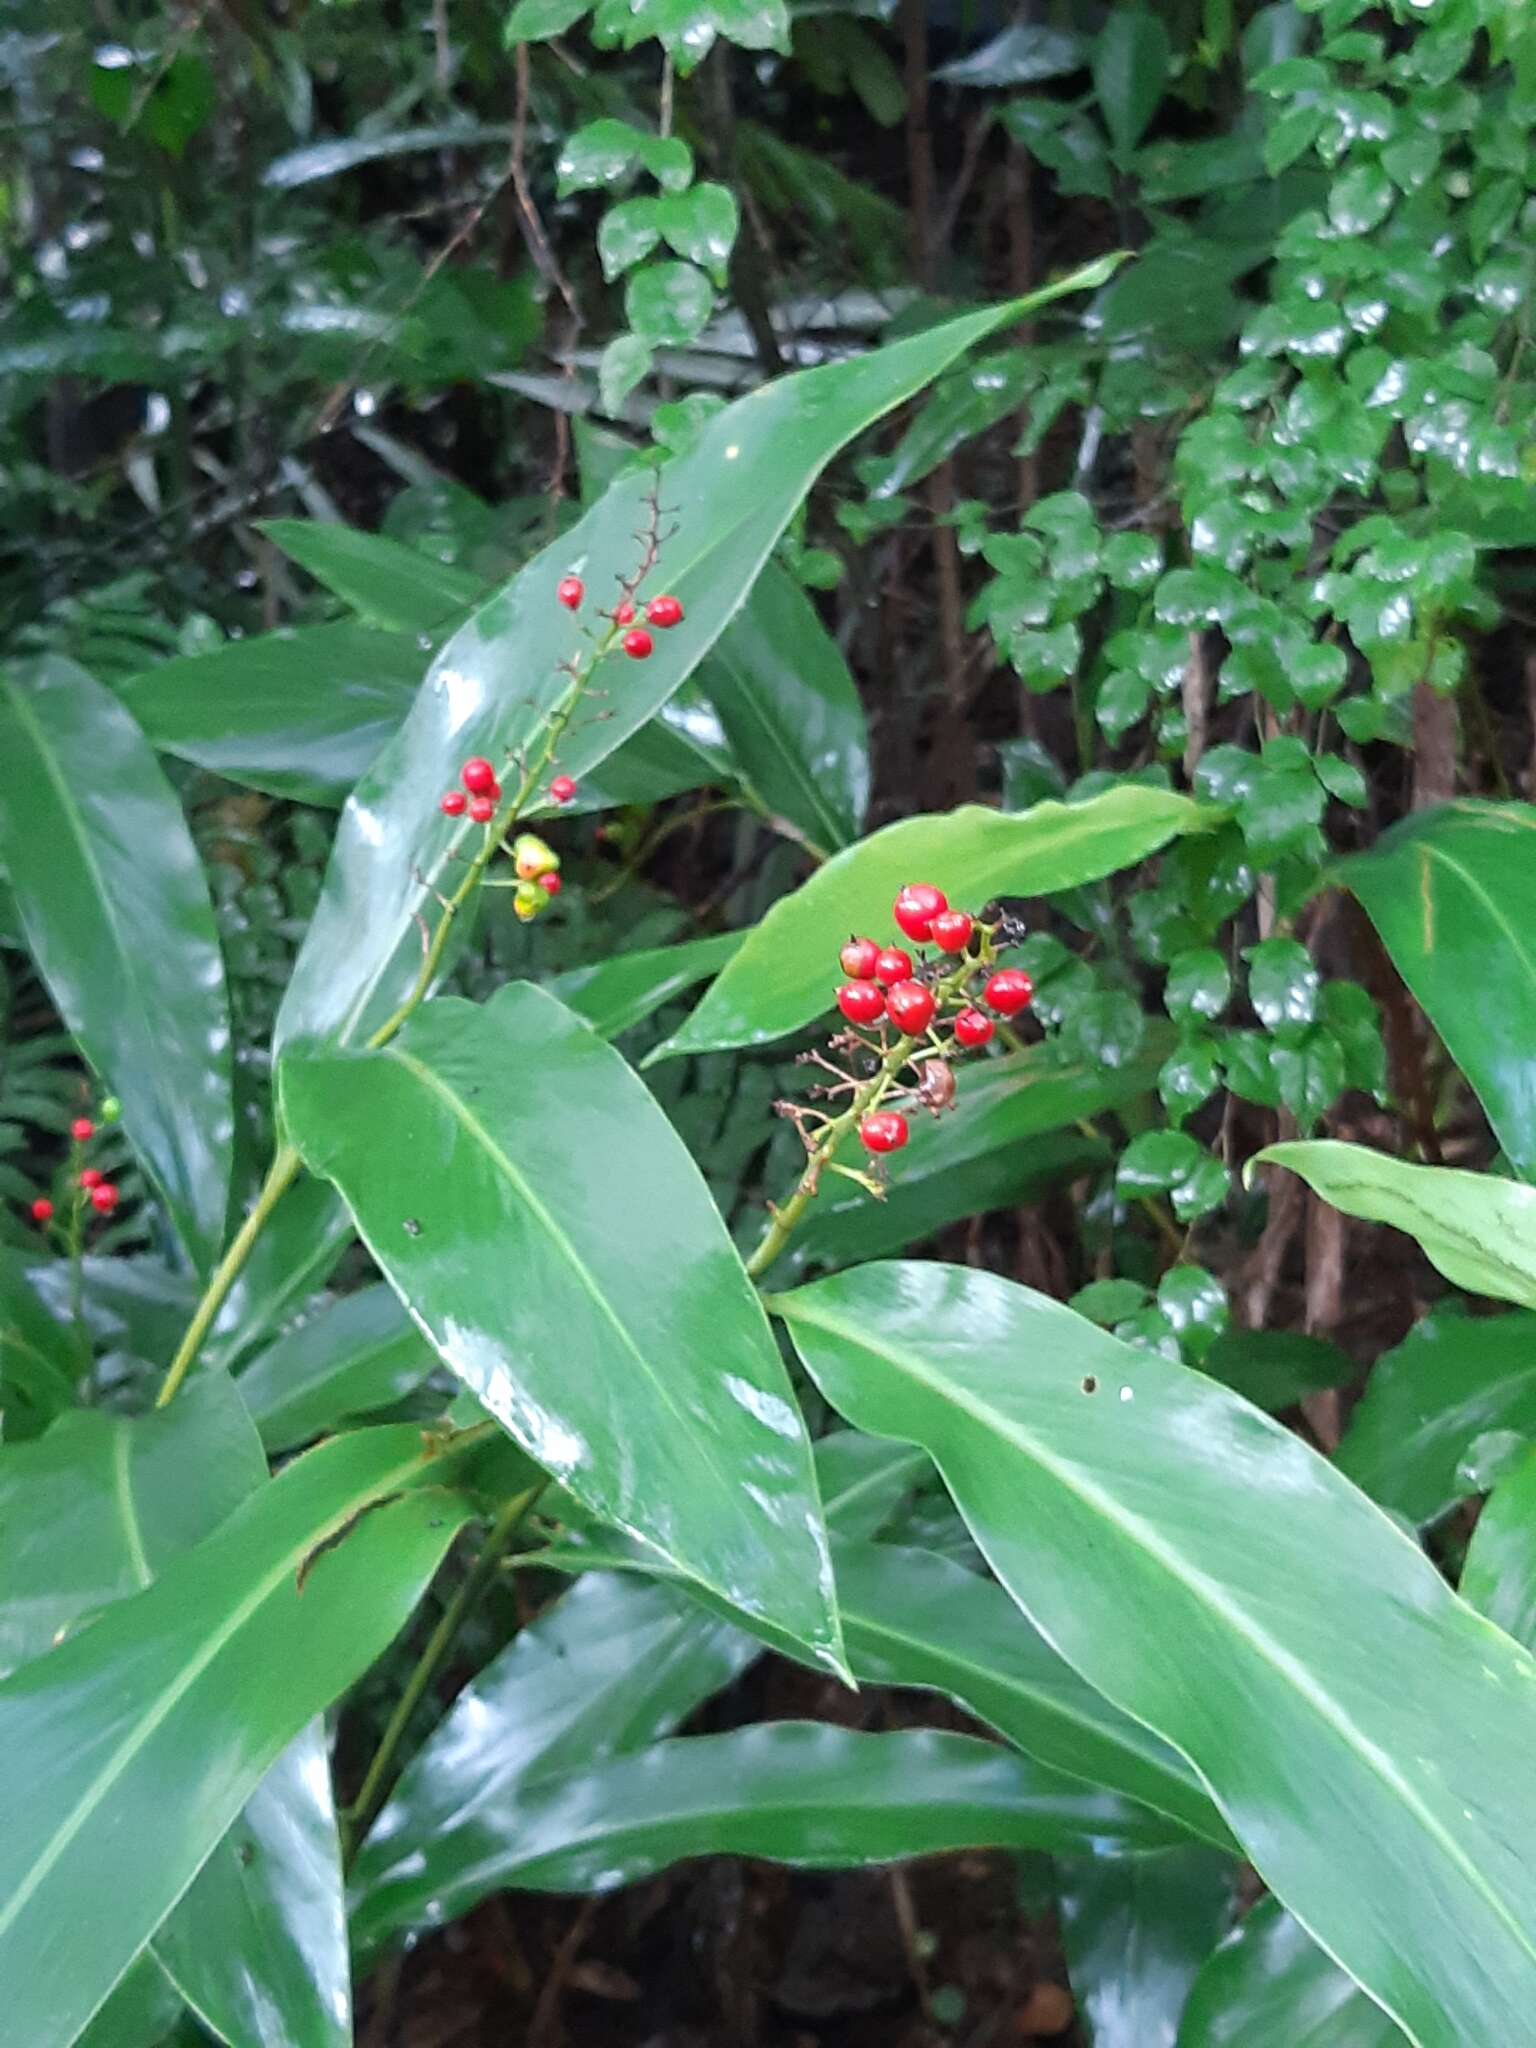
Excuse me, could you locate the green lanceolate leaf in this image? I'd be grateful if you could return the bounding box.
[777,1262,1536,2047]
[258,519,484,632]
[1177,1897,1406,2047]
[1092,3,1171,153]
[350,1567,761,1956]
[352,1431,925,1955]
[546,930,744,1039]
[281,981,842,1670]
[1058,1846,1235,2048]
[0,657,233,1273]
[0,1245,82,1428]
[698,561,867,855]
[0,1425,473,2046]
[121,625,424,807]
[1334,1306,1536,1526]
[235,1283,438,1453]
[1462,1449,1536,1651]
[1254,1142,1536,1311]
[778,1039,1164,1277]
[1341,802,1536,1179]
[274,270,1117,1056]
[833,1542,1231,1848]
[363,1723,1181,1924]
[655,786,1214,1060]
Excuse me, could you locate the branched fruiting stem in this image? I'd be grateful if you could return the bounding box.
[160,480,673,1405]
[745,949,987,1282]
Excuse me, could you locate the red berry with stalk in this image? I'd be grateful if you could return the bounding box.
[90,1183,120,1216]
[549,775,577,805]
[839,937,880,980]
[440,791,467,817]
[893,884,947,943]
[983,969,1035,1016]
[613,600,636,625]
[557,576,584,610]
[886,980,937,1035]
[71,1118,94,1143]
[29,1197,53,1225]
[873,946,912,987]
[622,627,654,660]
[468,795,496,825]
[837,981,886,1026]
[646,595,684,628]
[930,910,974,953]
[79,1168,104,1190]
[859,1110,909,1155]
[953,1007,995,1049]
[461,757,497,797]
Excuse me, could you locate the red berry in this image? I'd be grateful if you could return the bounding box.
[29,1197,53,1225]
[558,575,584,610]
[859,1111,909,1155]
[440,791,467,817]
[70,1118,94,1143]
[646,594,684,628]
[893,884,947,943]
[539,872,562,897]
[468,795,496,825]
[983,969,1035,1017]
[90,1183,120,1216]
[873,947,913,987]
[622,627,654,660]
[837,980,886,1026]
[839,937,880,981]
[930,910,974,953]
[886,980,937,1035]
[549,775,577,805]
[613,600,636,625]
[79,1168,104,1190]
[953,1007,995,1049]
[461,757,497,797]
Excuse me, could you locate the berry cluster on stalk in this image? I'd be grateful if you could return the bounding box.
[776,882,1033,1190]
[22,1097,123,1237]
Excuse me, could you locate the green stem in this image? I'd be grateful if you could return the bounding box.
[341,1481,544,1866]
[156,1141,302,1408]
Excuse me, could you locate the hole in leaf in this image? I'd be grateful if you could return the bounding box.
[1081,1375,1098,1394]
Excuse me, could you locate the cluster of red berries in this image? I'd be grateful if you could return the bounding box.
[28,1112,121,1228]
[440,755,502,825]
[556,575,684,661]
[825,883,1032,1157]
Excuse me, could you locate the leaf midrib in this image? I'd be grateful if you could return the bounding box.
[782,1297,1536,1989]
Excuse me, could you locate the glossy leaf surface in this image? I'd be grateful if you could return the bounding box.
[699,560,868,852]
[1342,802,1536,1178]
[282,981,840,1667]
[121,625,423,807]
[361,1723,1183,1932]
[0,1245,82,1426]
[236,1283,438,1452]
[351,1568,759,1954]
[1335,1306,1536,1526]
[1200,1328,1355,1414]
[1058,1846,1234,2048]
[834,1542,1230,1847]
[1256,1141,1536,1310]
[779,1262,1536,2046]
[780,1041,1160,1276]
[657,787,1213,1059]
[1461,1448,1536,1650]
[547,929,743,1039]
[259,519,483,632]
[275,273,1115,1054]
[0,1426,471,2045]
[0,657,233,1272]
[1177,1898,1405,2047]
[353,1430,925,1954]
